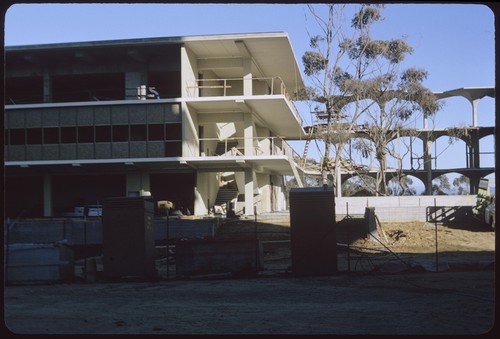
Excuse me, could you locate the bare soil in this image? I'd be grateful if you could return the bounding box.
[3,217,496,335]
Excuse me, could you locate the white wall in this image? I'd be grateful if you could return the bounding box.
[335,195,478,222]
[194,172,220,215]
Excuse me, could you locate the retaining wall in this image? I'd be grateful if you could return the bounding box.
[336,195,477,222]
[5,218,220,245]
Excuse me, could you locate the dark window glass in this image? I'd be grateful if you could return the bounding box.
[95,126,111,142]
[5,76,44,104]
[78,126,94,143]
[112,125,128,142]
[165,124,182,140]
[43,127,59,144]
[10,129,25,145]
[165,141,182,157]
[148,124,164,141]
[61,127,77,143]
[130,124,147,141]
[26,128,42,145]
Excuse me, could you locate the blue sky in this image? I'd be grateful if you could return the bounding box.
[4,3,496,187]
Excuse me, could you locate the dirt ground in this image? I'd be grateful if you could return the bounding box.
[3,216,497,335]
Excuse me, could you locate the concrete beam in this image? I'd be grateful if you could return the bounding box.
[198,112,244,124]
[198,58,243,70]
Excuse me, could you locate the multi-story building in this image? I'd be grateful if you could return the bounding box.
[4,32,307,218]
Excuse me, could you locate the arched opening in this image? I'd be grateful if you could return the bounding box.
[341,174,376,197]
[432,96,471,128]
[433,135,467,170]
[388,174,425,196]
[479,134,495,168]
[432,172,471,195]
[386,135,424,171]
[476,96,495,127]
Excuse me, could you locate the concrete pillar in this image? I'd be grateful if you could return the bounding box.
[471,129,480,169]
[243,57,252,96]
[125,72,143,100]
[244,168,254,216]
[471,99,479,127]
[244,112,254,156]
[43,73,52,103]
[336,169,342,197]
[126,172,151,196]
[423,135,433,195]
[43,175,53,217]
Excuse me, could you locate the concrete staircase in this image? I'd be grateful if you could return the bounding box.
[214,186,239,206]
[214,141,239,156]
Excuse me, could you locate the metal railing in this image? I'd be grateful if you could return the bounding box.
[186,77,290,98]
[194,136,302,160]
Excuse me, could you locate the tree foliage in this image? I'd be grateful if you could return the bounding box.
[301,4,442,195]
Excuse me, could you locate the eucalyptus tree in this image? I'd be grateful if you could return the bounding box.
[301,4,441,195]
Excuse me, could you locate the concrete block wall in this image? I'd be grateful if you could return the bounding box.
[336,195,477,222]
[5,217,220,245]
[6,243,74,284]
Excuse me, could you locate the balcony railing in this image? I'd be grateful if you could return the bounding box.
[192,136,302,160]
[186,76,303,127]
[186,77,290,98]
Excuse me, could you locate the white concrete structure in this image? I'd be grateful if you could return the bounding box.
[4,33,306,218]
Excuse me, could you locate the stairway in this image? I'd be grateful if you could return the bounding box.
[214,141,239,156]
[214,186,239,206]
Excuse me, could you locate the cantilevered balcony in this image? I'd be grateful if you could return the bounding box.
[185,76,305,139]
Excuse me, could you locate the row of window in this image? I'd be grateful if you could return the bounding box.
[5,124,182,145]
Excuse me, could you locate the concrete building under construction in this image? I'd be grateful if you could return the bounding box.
[4,32,495,220]
[4,32,307,219]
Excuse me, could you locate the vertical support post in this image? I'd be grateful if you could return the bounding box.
[424,134,433,195]
[434,198,439,273]
[244,169,254,216]
[43,175,53,217]
[43,72,52,103]
[166,212,169,280]
[244,112,253,156]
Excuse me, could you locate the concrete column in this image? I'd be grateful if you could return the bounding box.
[336,169,342,197]
[244,168,254,216]
[43,175,53,217]
[471,99,479,127]
[43,73,52,103]
[244,112,254,156]
[423,136,433,195]
[243,57,252,96]
[125,72,143,100]
[470,129,480,169]
[126,172,151,196]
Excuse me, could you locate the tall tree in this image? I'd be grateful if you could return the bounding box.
[301,4,441,195]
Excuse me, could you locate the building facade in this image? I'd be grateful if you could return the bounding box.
[4,33,307,218]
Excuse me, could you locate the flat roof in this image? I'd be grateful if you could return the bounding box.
[6,31,306,97]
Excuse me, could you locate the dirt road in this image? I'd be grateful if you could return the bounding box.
[3,218,496,335]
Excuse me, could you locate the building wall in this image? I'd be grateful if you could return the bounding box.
[194,172,219,215]
[5,102,183,161]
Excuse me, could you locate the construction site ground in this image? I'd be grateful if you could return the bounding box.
[3,216,496,335]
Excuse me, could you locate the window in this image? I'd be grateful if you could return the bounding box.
[9,129,25,145]
[95,126,111,142]
[43,127,59,144]
[165,141,182,157]
[148,124,164,141]
[61,127,77,143]
[130,124,147,141]
[52,73,125,102]
[112,125,128,142]
[78,126,94,143]
[165,124,182,140]
[26,128,42,144]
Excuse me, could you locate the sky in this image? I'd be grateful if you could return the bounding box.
[3,2,496,189]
